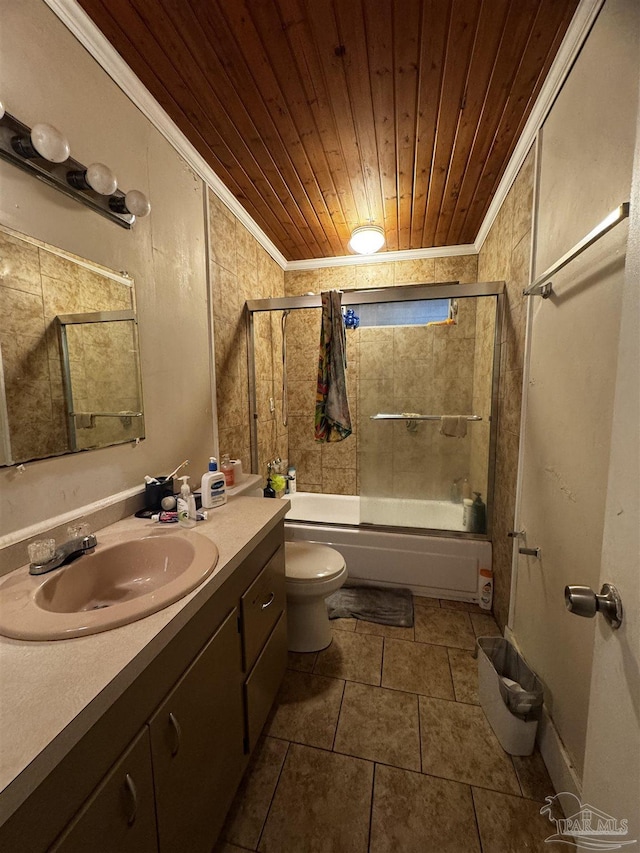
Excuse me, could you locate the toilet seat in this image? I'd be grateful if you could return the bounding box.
[284,541,345,582]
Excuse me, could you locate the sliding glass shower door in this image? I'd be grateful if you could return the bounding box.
[358,294,500,534]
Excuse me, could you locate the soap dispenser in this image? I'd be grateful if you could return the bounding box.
[177,476,197,528]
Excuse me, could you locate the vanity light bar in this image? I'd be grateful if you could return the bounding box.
[0,109,150,229]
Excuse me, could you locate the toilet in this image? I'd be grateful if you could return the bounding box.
[284,541,347,653]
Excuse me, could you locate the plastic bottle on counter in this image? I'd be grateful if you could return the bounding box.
[201,457,227,509]
[177,476,197,528]
[287,466,297,494]
[461,477,472,500]
[221,453,235,487]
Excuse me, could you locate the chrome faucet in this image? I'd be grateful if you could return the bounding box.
[29,533,98,576]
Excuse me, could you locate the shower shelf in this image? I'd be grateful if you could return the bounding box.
[370,413,482,421]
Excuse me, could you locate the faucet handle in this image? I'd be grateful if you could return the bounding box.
[67,521,91,540]
[27,539,56,566]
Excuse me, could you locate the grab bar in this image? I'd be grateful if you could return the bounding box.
[72,411,143,418]
[524,202,630,298]
[370,413,482,421]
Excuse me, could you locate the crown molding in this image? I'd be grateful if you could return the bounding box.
[45,0,602,269]
[286,243,477,270]
[43,0,289,270]
[473,0,605,252]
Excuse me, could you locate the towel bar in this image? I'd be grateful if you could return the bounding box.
[370,413,482,421]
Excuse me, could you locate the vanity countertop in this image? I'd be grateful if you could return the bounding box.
[0,496,289,824]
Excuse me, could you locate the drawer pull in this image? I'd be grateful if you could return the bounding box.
[168,712,182,756]
[261,592,275,610]
[124,773,138,826]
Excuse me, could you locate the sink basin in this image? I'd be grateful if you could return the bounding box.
[0,529,219,641]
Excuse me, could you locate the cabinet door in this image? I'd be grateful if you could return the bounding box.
[149,607,245,853]
[244,611,288,752]
[50,728,157,853]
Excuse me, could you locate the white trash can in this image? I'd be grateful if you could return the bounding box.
[477,637,543,756]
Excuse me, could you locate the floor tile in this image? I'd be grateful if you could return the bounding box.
[223,737,288,850]
[370,765,481,853]
[470,612,502,638]
[413,595,441,608]
[512,750,555,802]
[447,647,480,704]
[473,787,555,852]
[313,628,383,685]
[355,619,415,641]
[419,697,520,794]
[258,743,373,853]
[331,617,358,632]
[265,670,344,749]
[440,598,483,614]
[414,606,476,650]
[287,650,317,673]
[382,638,454,699]
[334,681,421,771]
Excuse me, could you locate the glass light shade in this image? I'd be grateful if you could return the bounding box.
[124,189,150,217]
[0,102,5,120]
[30,123,70,163]
[348,225,385,254]
[85,162,117,195]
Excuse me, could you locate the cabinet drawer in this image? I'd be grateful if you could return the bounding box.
[241,545,285,671]
[244,611,288,752]
[50,728,157,853]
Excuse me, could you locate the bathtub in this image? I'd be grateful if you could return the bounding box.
[285,492,492,601]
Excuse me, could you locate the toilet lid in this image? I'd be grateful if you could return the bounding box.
[285,541,345,581]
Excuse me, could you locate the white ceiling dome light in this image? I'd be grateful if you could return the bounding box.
[348,225,385,255]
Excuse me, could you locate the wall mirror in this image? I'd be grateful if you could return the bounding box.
[0,225,145,466]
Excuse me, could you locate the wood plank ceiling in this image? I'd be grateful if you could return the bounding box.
[78,0,579,261]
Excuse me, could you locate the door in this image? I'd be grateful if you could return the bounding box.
[580,134,640,845]
[511,0,638,799]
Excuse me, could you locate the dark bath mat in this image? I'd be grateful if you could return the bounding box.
[326,585,414,627]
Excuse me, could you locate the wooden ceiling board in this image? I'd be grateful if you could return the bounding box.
[78,0,580,261]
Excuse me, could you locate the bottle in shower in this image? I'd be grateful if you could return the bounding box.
[472,492,486,534]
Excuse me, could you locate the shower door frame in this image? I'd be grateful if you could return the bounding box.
[245,280,505,538]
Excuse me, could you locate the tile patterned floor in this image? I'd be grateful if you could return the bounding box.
[217,597,555,853]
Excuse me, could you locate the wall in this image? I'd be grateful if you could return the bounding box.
[477,150,535,629]
[513,0,638,782]
[283,256,482,498]
[0,0,213,540]
[209,190,286,481]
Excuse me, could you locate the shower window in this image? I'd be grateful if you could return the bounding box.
[352,298,451,327]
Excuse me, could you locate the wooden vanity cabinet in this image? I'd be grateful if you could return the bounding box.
[49,728,157,853]
[149,607,244,853]
[0,522,287,853]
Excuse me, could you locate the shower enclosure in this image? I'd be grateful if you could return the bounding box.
[246,281,503,539]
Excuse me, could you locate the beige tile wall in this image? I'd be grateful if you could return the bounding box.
[478,149,534,629]
[209,191,286,482]
[282,256,492,499]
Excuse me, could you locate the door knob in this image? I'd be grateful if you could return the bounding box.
[564,583,623,629]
